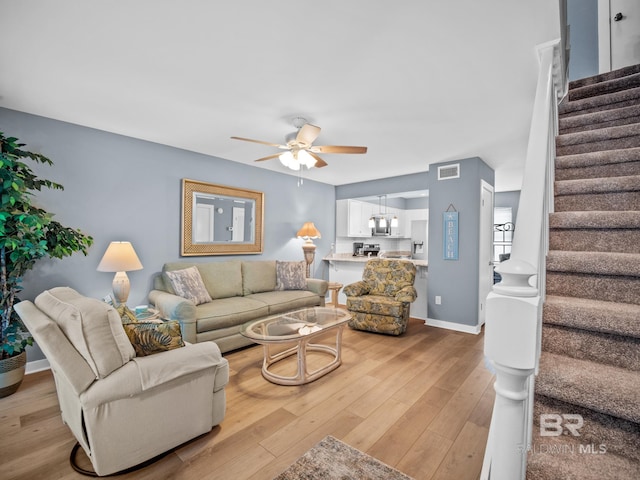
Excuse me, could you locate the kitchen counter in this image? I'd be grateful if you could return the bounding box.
[323,252,428,268]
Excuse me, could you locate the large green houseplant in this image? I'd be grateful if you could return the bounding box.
[1,132,93,395]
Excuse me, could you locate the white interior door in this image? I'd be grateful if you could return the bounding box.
[232,207,245,242]
[478,180,494,327]
[599,0,640,71]
[195,204,214,242]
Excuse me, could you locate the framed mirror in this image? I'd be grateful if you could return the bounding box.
[181,178,264,256]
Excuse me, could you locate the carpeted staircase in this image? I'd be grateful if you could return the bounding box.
[526,64,640,479]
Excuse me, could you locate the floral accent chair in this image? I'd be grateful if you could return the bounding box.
[343,259,417,335]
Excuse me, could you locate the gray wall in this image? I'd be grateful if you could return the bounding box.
[427,157,495,328]
[1,107,335,361]
[335,171,430,200]
[495,190,520,224]
[567,0,599,81]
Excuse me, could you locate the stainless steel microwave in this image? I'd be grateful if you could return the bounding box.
[371,215,391,236]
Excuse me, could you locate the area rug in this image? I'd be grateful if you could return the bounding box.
[273,435,414,479]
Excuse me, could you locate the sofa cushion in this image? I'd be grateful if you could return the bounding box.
[165,266,213,305]
[247,290,321,315]
[196,297,270,332]
[276,261,307,290]
[242,260,277,295]
[197,261,243,299]
[123,321,185,356]
[35,287,135,379]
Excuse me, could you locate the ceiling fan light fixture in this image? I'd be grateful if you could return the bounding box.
[279,151,299,170]
[297,150,316,168]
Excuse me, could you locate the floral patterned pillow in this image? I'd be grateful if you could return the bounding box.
[164,266,212,305]
[123,321,185,356]
[276,261,307,290]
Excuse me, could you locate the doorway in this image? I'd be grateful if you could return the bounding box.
[478,180,494,327]
[598,0,640,72]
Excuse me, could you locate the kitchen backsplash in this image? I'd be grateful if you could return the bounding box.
[334,236,412,255]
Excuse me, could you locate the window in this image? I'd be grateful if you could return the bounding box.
[493,207,514,262]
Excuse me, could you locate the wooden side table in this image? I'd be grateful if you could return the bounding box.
[327,282,343,308]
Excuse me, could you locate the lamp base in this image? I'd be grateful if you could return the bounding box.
[301,242,317,278]
[112,271,131,305]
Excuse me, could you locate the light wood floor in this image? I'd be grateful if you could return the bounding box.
[0,318,495,480]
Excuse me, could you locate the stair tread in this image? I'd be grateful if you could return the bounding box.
[556,146,640,169]
[555,175,640,195]
[556,123,640,148]
[537,352,640,423]
[549,211,640,229]
[559,86,640,116]
[569,64,640,89]
[559,104,640,131]
[547,250,640,277]
[544,295,640,339]
[569,72,640,101]
[527,426,640,480]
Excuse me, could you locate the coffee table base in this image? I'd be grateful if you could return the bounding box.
[260,325,345,385]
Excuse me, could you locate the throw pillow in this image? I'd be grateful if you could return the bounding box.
[123,321,185,357]
[164,266,213,305]
[276,261,307,290]
[116,304,138,324]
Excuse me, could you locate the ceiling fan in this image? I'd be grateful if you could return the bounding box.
[230,118,367,170]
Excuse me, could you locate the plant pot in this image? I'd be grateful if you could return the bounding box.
[0,350,27,398]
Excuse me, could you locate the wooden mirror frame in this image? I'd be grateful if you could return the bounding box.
[181,178,264,256]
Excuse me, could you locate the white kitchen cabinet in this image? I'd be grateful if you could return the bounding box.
[337,199,377,237]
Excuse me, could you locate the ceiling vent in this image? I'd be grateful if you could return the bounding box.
[437,163,460,180]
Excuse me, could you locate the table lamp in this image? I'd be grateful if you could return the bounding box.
[97,241,143,305]
[297,222,321,278]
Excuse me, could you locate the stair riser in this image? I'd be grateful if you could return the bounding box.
[556,134,640,156]
[555,161,640,180]
[541,325,640,371]
[568,74,640,102]
[560,116,640,134]
[533,395,640,462]
[546,272,640,305]
[554,191,640,212]
[549,229,640,254]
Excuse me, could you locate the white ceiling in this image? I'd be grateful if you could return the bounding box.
[0,1,560,191]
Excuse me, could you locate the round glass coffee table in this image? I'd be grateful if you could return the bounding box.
[241,307,351,385]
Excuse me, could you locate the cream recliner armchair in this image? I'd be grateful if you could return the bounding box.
[15,287,229,476]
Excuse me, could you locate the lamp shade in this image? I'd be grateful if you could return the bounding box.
[296,222,321,240]
[97,241,143,272]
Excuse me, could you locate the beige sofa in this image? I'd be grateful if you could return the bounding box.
[15,287,229,476]
[148,260,329,353]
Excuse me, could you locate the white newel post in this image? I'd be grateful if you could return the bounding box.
[485,260,541,480]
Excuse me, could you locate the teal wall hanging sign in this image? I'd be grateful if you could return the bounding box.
[443,206,459,260]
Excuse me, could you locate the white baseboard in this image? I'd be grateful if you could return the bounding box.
[424,318,481,335]
[26,359,50,374]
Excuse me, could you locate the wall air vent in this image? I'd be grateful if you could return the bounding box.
[437,163,460,180]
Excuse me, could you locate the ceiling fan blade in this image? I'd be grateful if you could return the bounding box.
[296,124,321,146]
[311,145,368,154]
[254,153,282,162]
[308,152,328,168]
[231,136,287,149]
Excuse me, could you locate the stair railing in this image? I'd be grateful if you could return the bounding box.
[481,36,567,480]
